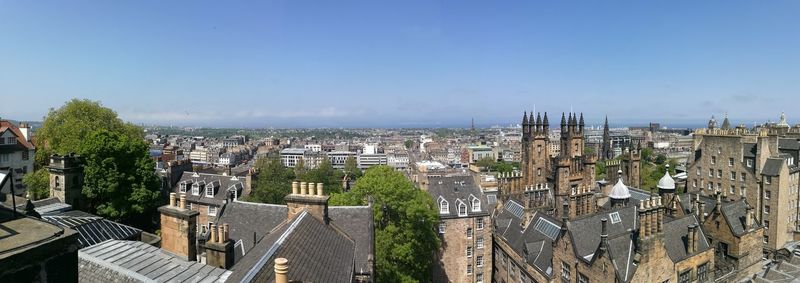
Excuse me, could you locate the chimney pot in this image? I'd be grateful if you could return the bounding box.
[179,194,187,209]
[292,181,299,195]
[300,182,308,195]
[222,223,229,242]
[317,183,324,196]
[687,225,697,254]
[210,224,218,243]
[309,183,316,196]
[275,258,289,283]
[170,193,177,207]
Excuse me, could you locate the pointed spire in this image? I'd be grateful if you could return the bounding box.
[579,113,585,128]
[721,113,731,129]
[708,115,717,129]
[543,112,549,127]
[536,112,542,126]
[522,111,529,126]
[604,115,609,128]
[561,112,567,127]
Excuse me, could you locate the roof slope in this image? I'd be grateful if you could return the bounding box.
[43,213,142,248]
[215,201,287,257]
[329,205,374,275]
[79,240,231,282]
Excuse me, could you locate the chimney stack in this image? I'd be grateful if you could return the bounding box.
[205,222,235,269]
[286,182,330,223]
[275,258,289,283]
[745,206,754,229]
[600,218,609,252]
[158,193,199,261]
[698,202,706,222]
[687,225,697,254]
[292,181,299,195]
[169,192,176,207]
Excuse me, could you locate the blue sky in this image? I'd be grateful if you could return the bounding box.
[1,1,798,128]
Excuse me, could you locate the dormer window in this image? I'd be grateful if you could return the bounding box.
[469,195,481,212]
[206,184,214,197]
[180,182,187,193]
[192,183,200,195]
[439,198,450,214]
[458,201,468,217]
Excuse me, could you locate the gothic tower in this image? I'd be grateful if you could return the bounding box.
[554,113,597,219]
[602,116,613,160]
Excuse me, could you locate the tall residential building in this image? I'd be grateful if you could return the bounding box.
[430,175,493,283]
[686,113,800,253]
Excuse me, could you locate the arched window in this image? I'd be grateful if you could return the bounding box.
[439,198,449,214]
[458,201,468,217]
[472,198,481,212]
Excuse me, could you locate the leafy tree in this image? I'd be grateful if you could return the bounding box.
[655,153,667,165]
[80,130,161,228]
[248,157,295,204]
[329,166,439,282]
[404,139,414,149]
[300,158,343,195]
[595,161,607,180]
[641,147,654,162]
[475,156,496,169]
[492,161,516,173]
[22,169,50,200]
[293,158,307,180]
[33,99,142,165]
[344,155,363,179]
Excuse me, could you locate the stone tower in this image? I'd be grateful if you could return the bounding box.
[520,112,551,188]
[48,154,84,206]
[553,113,597,219]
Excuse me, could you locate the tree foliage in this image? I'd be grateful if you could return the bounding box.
[22,169,50,200]
[329,166,440,282]
[344,156,363,179]
[299,158,343,195]
[248,157,295,204]
[80,130,161,227]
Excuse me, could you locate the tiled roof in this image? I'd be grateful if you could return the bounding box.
[720,198,758,236]
[214,201,288,261]
[79,240,231,282]
[175,172,245,206]
[428,175,492,219]
[762,158,786,176]
[663,215,711,262]
[0,120,35,149]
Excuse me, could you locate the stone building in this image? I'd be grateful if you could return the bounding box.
[685,113,800,253]
[173,171,246,230]
[47,154,83,206]
[0,120,34,193]
[429,175,493,283]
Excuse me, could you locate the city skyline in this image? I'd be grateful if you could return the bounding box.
[2,1,799,127]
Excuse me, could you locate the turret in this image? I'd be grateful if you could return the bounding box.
[535,112,542,134]
[522,112,530,137]
[579,113,585,132]
[543,112,549,132]
[560,112,567,130]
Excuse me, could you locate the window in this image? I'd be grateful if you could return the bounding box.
[741,187,746,196]
[7,137,15,144]
[0,154,8,162]
[729,158,734,166]
[609,212,622,224]
[765,205,771,214]
[711,156,716,164]
[476,218,484,230]
[471,196,481,212]
[477,237,484,249]
[476,273,483,283]
[22,151,29,160]
[717,169,722,178]
[180,182,187,193]
[561,261,571,283]
[693,179,697,188]
[730,172,736,181]
[537,168,542,176]
[716,183,721,190]
[729,185,735,195]
[708,169,713,177]
[467,227,473,238]
[764,235,769,244]
[707,182,712,190]
[766,176,772,184]
[476,255,484,267]
[578,273,589,283]
[765,190,771,199]
[696,167,701,176]
[208,206,217,216]
[467,264,473,275]
[206,185,214,197]
[741,173,746,182]
[466,246,473,257]
[192,184,200,195]
[458,202,468,217]
[439,222,446,234]
[439,199,449,214]
[678,270,691,283]
[747,159,753,167]
[0,138,4,144]
[764,220,770,230]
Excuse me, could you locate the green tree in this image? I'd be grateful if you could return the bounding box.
[80,130,161,228]
[22,169,50,200]
[329,166,439,282]
[293,158,307,180]
[300,158,343,195]
[404,139,414,149]
[475,156,496,169]
[492,161,515,173]
[248,157,295,204]
[595,161,607,180]
[655,153,667,165]
[641,147,654,162]
[344,155,363,179]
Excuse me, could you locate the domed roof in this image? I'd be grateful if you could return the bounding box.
[609,170,631,200]
[657,165,676,190]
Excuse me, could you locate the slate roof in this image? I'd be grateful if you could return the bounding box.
[494,199,560,277]
[568,206,638,259]
[329,205,374,275]
[663,215,711,262]
[214,201,287,260]
[677,193,718,217]
[762,158,786,176]
[719,198,759,237]
[779,138,800,150]
[43,212,142,248]
[428,175,492,219]
[79,240,231,282]
[175,172,245,206]
[229,211,356,283]
[743,143,758,158]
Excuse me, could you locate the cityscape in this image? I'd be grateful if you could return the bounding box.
[2,1,800,283]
